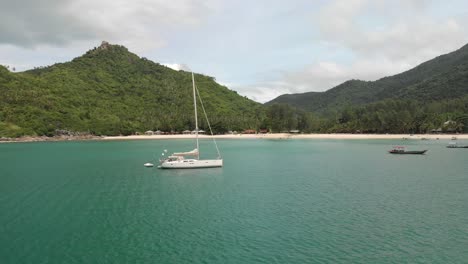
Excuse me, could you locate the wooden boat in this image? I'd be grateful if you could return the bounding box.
[388,146,427,154]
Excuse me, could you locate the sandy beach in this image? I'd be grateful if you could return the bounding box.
[2,133,467,143]
[102,133,468,141]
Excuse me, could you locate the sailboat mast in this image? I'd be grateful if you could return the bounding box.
[192,72,199,158]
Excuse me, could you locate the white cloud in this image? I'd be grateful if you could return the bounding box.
[0,0,221,71]
[286,59,412,91]
[232,82,291,103]
[1,0,467,103]
[237,58,413,103]
[162,63,191,71]
[0,0,97,47]
[0,0,218,51]
[248,0,468,101]
[66,0,220,53]
[318,0,468,63]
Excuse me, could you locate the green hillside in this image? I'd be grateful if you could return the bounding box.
[0,42,263,137]
[267,43,468,113]
[2,41,467,137]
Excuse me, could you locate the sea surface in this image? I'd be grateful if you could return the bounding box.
[1,139,467,263]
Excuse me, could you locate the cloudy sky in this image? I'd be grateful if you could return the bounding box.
[1,0,468,102]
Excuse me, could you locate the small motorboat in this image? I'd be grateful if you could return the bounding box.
[144,163,154,167]
[388,146,427,154]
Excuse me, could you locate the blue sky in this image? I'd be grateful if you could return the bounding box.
[1,0,468,102]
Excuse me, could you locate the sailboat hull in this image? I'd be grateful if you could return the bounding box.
[159,159,223,169]
[155,73,223,170]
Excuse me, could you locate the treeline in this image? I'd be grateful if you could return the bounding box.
[322,97,468,134]
[1,42,467,138]
[263,96,468,134]
[261,104,319,133]
[1,94,467,138]
[0,44,263,137]
[268,43,468,114]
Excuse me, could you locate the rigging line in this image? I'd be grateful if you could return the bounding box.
[195,83,222,159]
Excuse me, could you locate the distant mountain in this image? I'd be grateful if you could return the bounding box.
[2,41,467,137]
[267,43,468,114]
[0,42,262,137]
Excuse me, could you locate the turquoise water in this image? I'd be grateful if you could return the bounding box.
[1,139,467,263]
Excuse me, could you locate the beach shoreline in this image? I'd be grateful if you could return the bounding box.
[2,133,467,143]
[0,135,101,143]
[102,133,468,140]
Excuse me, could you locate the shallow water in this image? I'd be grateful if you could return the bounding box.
[1,139,467,263]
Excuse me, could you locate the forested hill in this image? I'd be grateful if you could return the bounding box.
[0,42,263,137]
[267,43,468,113]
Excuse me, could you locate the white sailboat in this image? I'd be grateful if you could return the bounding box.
[158,72,223,169]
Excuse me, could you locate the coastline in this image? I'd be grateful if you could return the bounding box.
[102,133,468,140]
[0,135,101,143]
[2,133,467,143]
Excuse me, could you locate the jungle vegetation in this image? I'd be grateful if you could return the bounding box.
[1,42,467,137]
